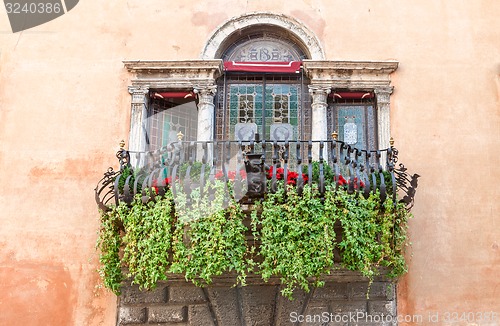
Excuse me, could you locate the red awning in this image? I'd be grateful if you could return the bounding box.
[331,92,374,99]
[152,91,196,99]
[224,61,302,73]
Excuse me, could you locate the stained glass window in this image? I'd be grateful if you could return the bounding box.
[217,75,308,142]
[147,97,198,151]
[328,96,378,151]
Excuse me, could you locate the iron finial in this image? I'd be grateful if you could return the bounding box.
[331,131,338,140]
[177,131,184,141]
[390,137,395,147]
[119,139,126,149]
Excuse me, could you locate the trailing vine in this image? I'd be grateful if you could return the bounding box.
[121,192,175,290]
[324,187,410,283]
[96,206,123,294]
[252,184,337,299]
[96,166,412,298]
[170,180,249,286]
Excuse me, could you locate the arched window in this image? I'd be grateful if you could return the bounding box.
[125,13,397,160]
[215,30,311,143]
[146,94,198,150]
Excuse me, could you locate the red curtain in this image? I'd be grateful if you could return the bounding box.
[224,61,302,73]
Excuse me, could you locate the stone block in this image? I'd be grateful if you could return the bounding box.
[169,286,206,303]
[188,304,216,326]
[367,301,396,316]
[366,282,395,300]
[206,287,242,326]
[302,305,333,325]
[148,305,187,323]
[120,284,168,304]
[348,282,370,299]
[124,324,188,326]
[117,306,147,325]
[240,285,278,325]
[330,301,367,315]
[275,287,308,326]
[312,283,349,301]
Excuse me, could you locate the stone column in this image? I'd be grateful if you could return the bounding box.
[309,85,331,160]
[128,85,149,166]
[374,87,393,167]
[374,87,393,149]
[194,85,217,162]
[194,85,217,142]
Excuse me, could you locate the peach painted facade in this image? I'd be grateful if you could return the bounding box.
[0,1,499,325]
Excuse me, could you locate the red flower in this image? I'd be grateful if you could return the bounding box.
[151,176,174,194]
[268,166,285,180]
[239,169,247,179]
[215,171,224,180]
[152,179,159,194]
[215,170,247,181]
[353,177,365,189]
[286,171,299,185]
[336,175,347,186]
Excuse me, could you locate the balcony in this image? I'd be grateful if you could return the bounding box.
[96,134,418,210]
[94,134,419,298]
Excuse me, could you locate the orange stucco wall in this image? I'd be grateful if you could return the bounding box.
[0,1,499,325]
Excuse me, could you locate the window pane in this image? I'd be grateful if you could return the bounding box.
[336,105,366,148]
[147,98,198,151]
[238,94,254,123]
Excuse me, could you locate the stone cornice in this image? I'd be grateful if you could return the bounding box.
[303,60,399,89]
[123,60,224,89]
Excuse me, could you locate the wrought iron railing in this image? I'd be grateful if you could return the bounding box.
[95,135,419,211]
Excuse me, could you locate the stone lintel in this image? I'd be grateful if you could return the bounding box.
[124,60,223,89]
[303,60,398,89]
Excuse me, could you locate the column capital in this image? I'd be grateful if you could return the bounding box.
[308,85,332,95]
[193,84,217,97]
[128,85,150,95]
[374,87,394,104]
[194,84,217,107]
[309,85,331,111]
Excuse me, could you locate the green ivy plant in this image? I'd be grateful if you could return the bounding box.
[324,187,409,284]
[96,206,123,294]
[252,183,337,299]
[170,180,249,286]
[121,192,175,290]
[96,166,412,298]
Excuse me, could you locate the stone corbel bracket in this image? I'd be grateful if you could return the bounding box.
[302,60,399,89]
[123,60,224,89]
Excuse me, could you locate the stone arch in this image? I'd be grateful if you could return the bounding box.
[201,12,325,60]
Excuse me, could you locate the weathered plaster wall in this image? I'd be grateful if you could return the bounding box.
[0,1,499,325]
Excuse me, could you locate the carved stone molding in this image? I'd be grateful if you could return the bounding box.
[201,12,325,60]
[303,60,398,89]
[194,84,218,105]
[374,87,394,150]
[308,85,331,159]
[127,85,149,156]
[124,60,223,89]
[194,85,217,143]
[128,85,149,105]
[374,86,394,104]
[308,85,331,107]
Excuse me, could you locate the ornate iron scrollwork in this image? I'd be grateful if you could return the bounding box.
[244,153,266,197]
[95,138,420,211]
